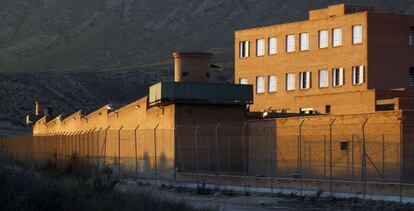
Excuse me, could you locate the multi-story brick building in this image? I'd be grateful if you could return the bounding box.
[235,4,414,115]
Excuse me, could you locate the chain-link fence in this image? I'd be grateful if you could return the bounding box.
[1,118,414,201]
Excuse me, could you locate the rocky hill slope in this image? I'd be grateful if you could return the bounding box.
[1,0,414,135]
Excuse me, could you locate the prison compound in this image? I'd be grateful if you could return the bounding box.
[26,4,414,190]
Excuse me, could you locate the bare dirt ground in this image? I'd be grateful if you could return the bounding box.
[116,182,414,211]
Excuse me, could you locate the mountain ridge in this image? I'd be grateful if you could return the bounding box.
[1,0,414,135]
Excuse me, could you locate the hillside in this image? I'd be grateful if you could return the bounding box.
[2,0,414,72]
[1,0,414,135]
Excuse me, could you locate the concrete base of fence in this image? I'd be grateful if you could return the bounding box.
[174,173,414,201]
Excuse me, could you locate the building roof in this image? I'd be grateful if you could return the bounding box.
[149,82,253,107]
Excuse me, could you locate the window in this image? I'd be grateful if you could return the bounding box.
[319,30,329,48]
[333,68,344,87]
[268,75,277,92]
[409,67,414,87]
[352,66,365,85]
[333,28,342,47]
[352,25,363,44]
[325,105,331,114]
[286,73,296,91]
[286,34,295,52]
[340,141,349,151]
[319,69,329,88]
[409,27,414,46]
[239,41,250,58]
[256,39,265,56]
[256,76,265,93]
[300,108,315,114]
[239,78,248,85]
[269,37,277,55]
[300,71,311,89]
[300,33,309,51]
[281,109,290,113]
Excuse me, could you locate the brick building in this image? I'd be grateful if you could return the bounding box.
[31,4,414,181]
[235,4,414,115]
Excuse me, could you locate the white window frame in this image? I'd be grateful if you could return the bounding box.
[286,34,296,53]
[352,66,365,85]
[286,73,296,91]
[333,28,342,47]
[239,41,250,58]
[268,75,277,92]
[256,39,265,56]
[319,69,329,88]
[239,78,248,85]
[300,71,311,89]
[256,76,265,94]
[268,37,277,55]
[319,30,329,49]
[333,68,345,87]
[352,25,363,44]
[300,33,309,51]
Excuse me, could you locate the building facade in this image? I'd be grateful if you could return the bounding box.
[235,4,414,115]
[31,4,414,181]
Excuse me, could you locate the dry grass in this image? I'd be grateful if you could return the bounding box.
[0,152,214,211]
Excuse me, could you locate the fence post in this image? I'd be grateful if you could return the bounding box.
[362,119,369,199]
[382,134,385,181]
[94,128,102,177]
[89,128,96,175]
[215,123,221,189]
[323,135,326,179]
[352,135,355,180]
[174,125,179,181]
[103,126,111,169]
[329,119,336,198]
[399,118,404,203]
[118,126,124,180]
[299,120,305,196]
[154,124,159,186]
[134,125,140,180]
[242,122,248,194]
[194,125,200,175]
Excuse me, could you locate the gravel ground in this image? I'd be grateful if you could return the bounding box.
[116,182,414,211]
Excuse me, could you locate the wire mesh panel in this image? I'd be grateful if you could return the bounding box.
[1,116,414,200]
